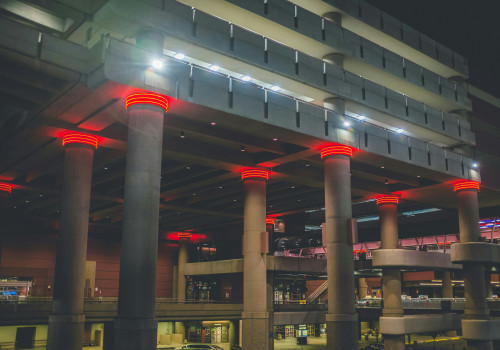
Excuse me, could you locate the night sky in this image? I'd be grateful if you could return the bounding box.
[365,0,500,96]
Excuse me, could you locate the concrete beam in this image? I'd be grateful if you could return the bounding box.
[380,314,462,335]
[372,249,462,270]
[461,319,500,340]
[451,242,500,265]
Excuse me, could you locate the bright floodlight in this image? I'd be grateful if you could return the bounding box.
[270,85,280,91]
[174,53,185,60]
[209,65,220,72]
[396,128,404,134]
[151,59,163,69]
[242,75,252,82]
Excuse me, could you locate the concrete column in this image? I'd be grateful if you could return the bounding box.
[358,278,368,299]
[377,196,404,350]
[113,92,167,349]
[113,29,167,350]
[485,268,493,299]
[47,134,97,350]
[241,169,273,350]
[442,271,453,298]
[321,145,358,349]
[177,239,189,301]
[455,182,493,350]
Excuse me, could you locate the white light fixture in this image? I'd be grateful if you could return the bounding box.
[174,53,185,60]
[395,128,405,134]
[151,59,163,69]
[209,65,220,72]
[357,115,366,121]
[270,85,280,92]
[343,121,351,127]
[241,75,252,82]
[473,162,479,168]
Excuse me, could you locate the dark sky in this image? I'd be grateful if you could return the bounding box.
[365,0,500,96]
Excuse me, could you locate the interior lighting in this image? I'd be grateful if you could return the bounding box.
[343,121,351,127]
[473,162,479,168]
[62,134,99,149]
[151,59,163,69]
[320,145,354,158]
[395,128,405,134]
[270,85,280,92]
[209,65,220,72]
[357,115,366,121]
[126,93,168,112]
[453,180,480,192]
[376,195,399,206]
[241,75,252,82]
[174,53,185,60]
[241,169,269,180]
[266,218,276,224]
[0,183,12,193]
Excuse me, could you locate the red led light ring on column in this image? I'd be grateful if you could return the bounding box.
[126,93,168,112]
[0,183,12,193]
[241,169,269,181]
[266,218,276,225]
[320,145,354,159]
[62,134,99,149]
[376,195,399,206]
[453,180,480,192]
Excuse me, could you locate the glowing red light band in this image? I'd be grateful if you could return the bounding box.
[453,180,480,192]
[320,145,354,158]
[241,169,269,181]
[126,93,168,112]
[62,134,99,149]
[266,218,275,224]
[376,195,399,206]
[0,183,12,193]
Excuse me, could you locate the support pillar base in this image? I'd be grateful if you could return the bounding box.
[326,314,358,349]
[383,335,406,350]
[113,318,158,350]
[241,312,273,350]
[47,314,85,350]
[466,340,494,350]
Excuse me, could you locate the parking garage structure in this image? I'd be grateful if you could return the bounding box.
[1,0,500,349]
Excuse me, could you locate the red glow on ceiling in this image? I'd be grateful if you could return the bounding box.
[62,134,99,149]
[453,180,480,192]
[0,183,12,193]
[320,145,354,158]
[266,218,276,224]
[126,93,169,112]
[375,195,399,206]
[241,169,269,181]
[166,232,206,243]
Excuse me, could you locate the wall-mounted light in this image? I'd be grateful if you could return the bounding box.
[151,59,163,69]
[241,75,252,82]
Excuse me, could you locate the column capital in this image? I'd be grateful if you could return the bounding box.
[320,145,354,159]
[62,133,99,149]
[241,168,269,181]
[0,183,12,194]
[453,180,480,192]
[126,93,169,112]
[265,218,275,225]
[376,195,399,207]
